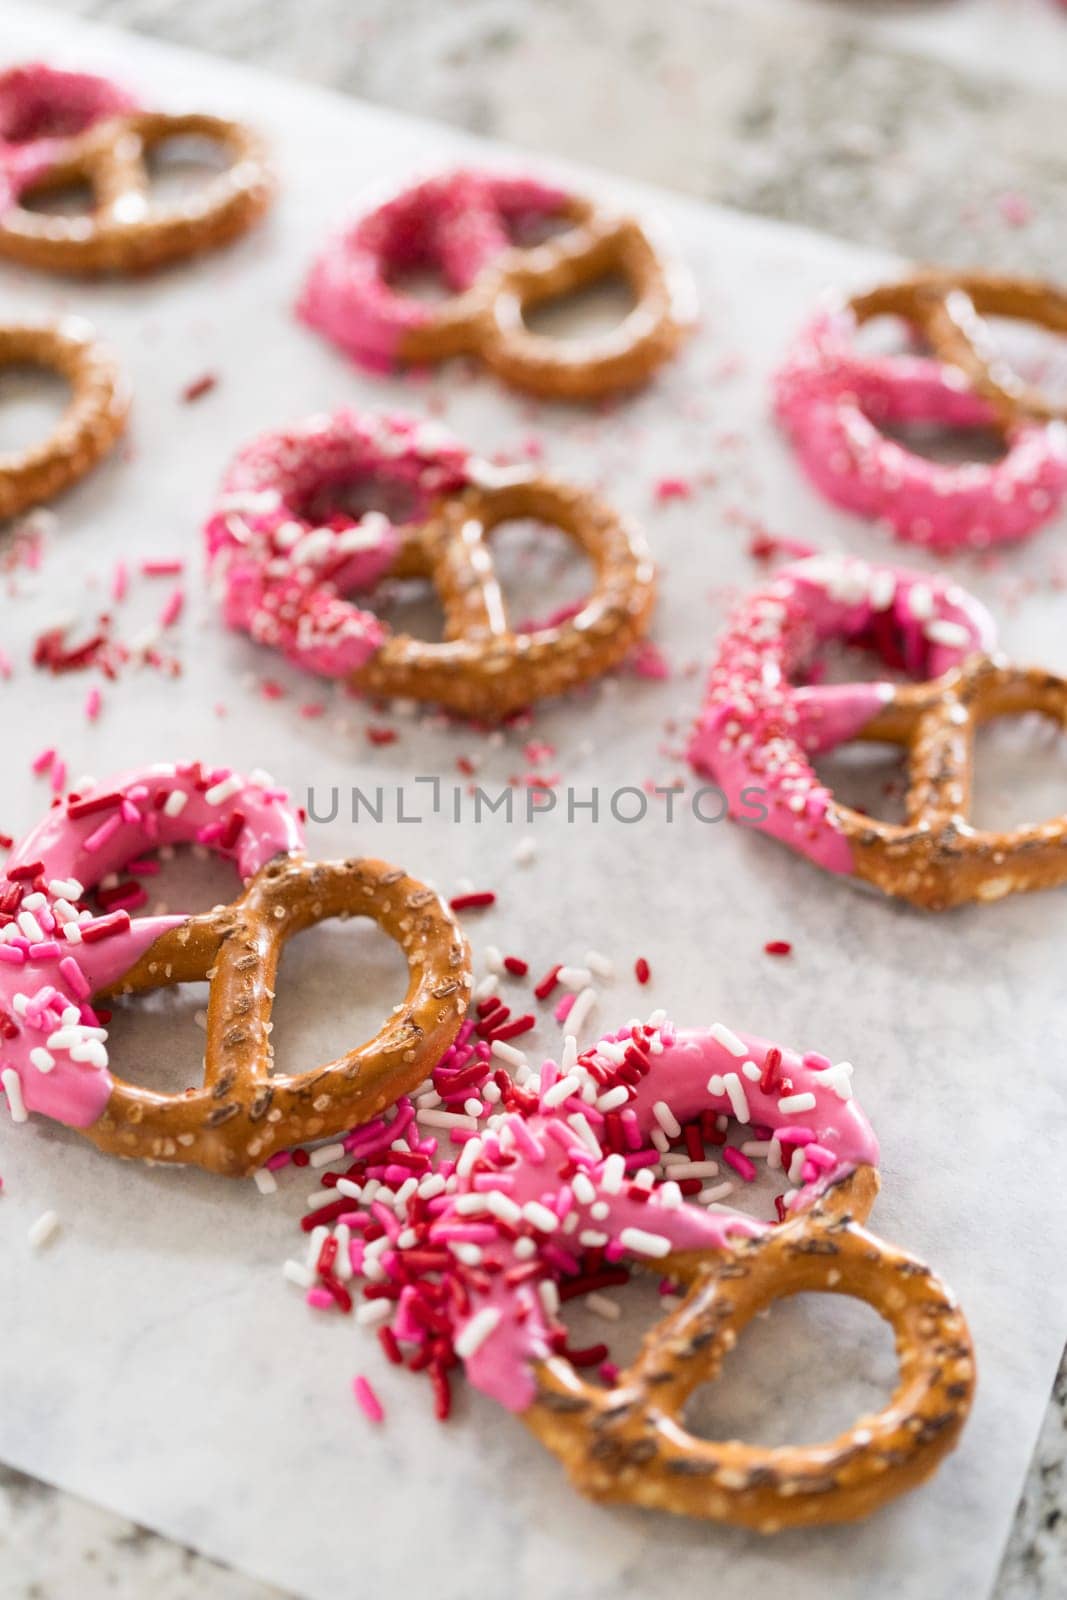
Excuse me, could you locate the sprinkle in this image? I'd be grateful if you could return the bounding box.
[541,1073,582,1109]
[85,687,102,722]
[522,1201,559,1233]
[163,788,188,818]
[204,774,243,806]
[352,1375,385,1423]
[534,963,562,1000]
[283,1260,314,1288]
[652,1100,681,1138]
[310,1142,345,1170]
[634,957,651,985]
[2,1067,27,1122]
[27,1210,61,1250]
[565,987,597,1039]
[778,1091,817,1115]
[449,891,496,912]
[503,955,528,977]
[253,1169,278,1196]
[454,1306,502,1359]
[722,1146,757,1182]
[764,940,792,957]
[513,836,537,866]
[710,1022,747,1057]
[29,1048,55,1074]
[722,1072,751,1124]
[585,1292,622,1322]
[619,1226,672,1259]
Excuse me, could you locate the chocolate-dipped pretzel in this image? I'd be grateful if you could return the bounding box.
[299,168,695,400]
[0,763,471,1175]
[0,317,128,518]
[206,409,656,720]
[0,63,273,274]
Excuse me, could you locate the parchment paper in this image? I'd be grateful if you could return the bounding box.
[1,7,1066,1599]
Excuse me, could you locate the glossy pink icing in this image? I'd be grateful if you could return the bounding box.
[687,553,996,874]
[774,304,1067,551]
[0,762,303,1130]
[315,1017,877,1414]
[0,63,138,213]
[205,410,471,679]
[298,169,573,371]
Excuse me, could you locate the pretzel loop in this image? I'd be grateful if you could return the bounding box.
[0,109,273,273]
[527,1168,975,1532]
[916,272,1067,426]
[96,854,471,1175]
[0,317,128,518]
[351,467,657,716]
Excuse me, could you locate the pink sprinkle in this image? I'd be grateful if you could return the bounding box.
[654,476,693,504]
[31,747,56,775]
[159,587,185,629]
[722,1146,757,1182]
[84,814,123,852]
[141,559,184,577]
[628,641,671,680]
[555,992,576,1024]
[50,759,67,795]
[306,1287,334,1310]
[59,957,91,998]
[352,1376,385,1423]
[85,687,102,722]
[28,941,62,961]
[111,561,129,602]
[997,191,1032,228]
[0,946,26,966]
[0,648,12,680]
[300,702,326,720]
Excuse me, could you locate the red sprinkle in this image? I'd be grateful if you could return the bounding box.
[634,957,651,985]
[449,892,496,912]
[759,1047,783,1095]
[503,956,528,978]
[534,963,562,1001]
[182,372,218,403]
[366,726,398,746]
[764,940,793,957]
[67,791,122,820]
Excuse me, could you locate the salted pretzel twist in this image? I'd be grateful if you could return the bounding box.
[0,64,272,274]
[206,410,656,719]
[0,317,128,518]
[774,273,1067,551]
[299,168,695,399]
[528,1164,973,1531]
[0,763,471,1175]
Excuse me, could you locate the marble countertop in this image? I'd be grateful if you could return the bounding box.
[2,2,1065,1596]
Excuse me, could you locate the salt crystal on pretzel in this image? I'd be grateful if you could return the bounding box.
[205,409,656,719]
[0,762,471,1173]
[319,1016,973,1530]
[774,277,1067,551]
[299,167,695,400]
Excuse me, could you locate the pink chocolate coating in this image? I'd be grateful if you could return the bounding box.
[327,1018,877,1414]
[298,169,573,371]
[774,305,1067,551]
[0,63,138,213]
[0,762,303,1130]
[687,554,996,874]
[205,410,471,679]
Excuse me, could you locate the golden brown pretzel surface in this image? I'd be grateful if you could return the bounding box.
[93,853,471,1175]
[526,1167,975,1531]
[0,318,128,518]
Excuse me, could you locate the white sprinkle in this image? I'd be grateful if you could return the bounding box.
[456,1137,482,1178]
[722,1072,751,1124]
[778,1091,817,1115]
[572,1172,597,1206]
[455,1193,489,1215]
[356,1299,394,1328]
[162,788,188,818]
[205,774,243,806]
[310,1141,345,1169]
[419,1109,478,1131]
[17,911,45,943]
[578,1228,609,1248]
[600,1153,625,1193]
[925,618,969,648]
[567,1111,601,1156]
[741,1059,762,1082]
[455,1306,502,1359]
[2,1068,27,1123]
[29,1048,55,1075]
[707,1074,725,1096]
[473,973,499,1001]
[418,1174,446,1201]
[710,1022,747,1057]
[542,1073,582,1110]
[585,1292,622,1321]
[48,877,83,900]
[28,1211,61,1250]
[698,1182,736,1204]
[483,944,504,974]
[253,1169,277,1196]
[741,1141,772,1159]
[584,950,615,980]
[513,1236,537,1260]
[789,1147,807,1185]
[336,1177,362,1201]
[283,1259,313,1288]
[565,987,598,1040]
[813,1060,854,1101]
[768,1136,783,1172]
[523,1200,559,1233]
[632,1168,655,1190]
[306,1225,329,1269]
[486,1191,522,1224]
[539,1280,560,1316]
[664,1160,720,1181]
[513,836,537,866]
[334,1224,353,1281]
[650,1127,669,1153]
[619,1226,672,1259]
[596,1085,630,1113]
[558,965,593,991]
[490,1039,527,1070]
[450,1242,483,1267]
[652,1100,681,1138]
[560,1035,579,1073]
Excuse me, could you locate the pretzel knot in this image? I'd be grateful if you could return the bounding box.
[774,274,1067,551]
[206,409,656,719]
[0,763,471,1175]
[0,63,273,273]
[0,317,128,518]
[299,168,695,399]
[687,553,1067,909]
[528,1166,973,1531]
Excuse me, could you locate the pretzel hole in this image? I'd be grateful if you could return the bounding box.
[267,915,409,1076]
[522,273,636,343]
[487,518,594,628]
[960,315,1067,410]
[680,1292,895,1448]
[851,314,1006,461]
[971,709,1067,831]
[17,177,97,217]
[0,362,70,454]
[91,842,240,921]
[144,134,238,204]
[102,981,213,1095]
[812,743,910,826]
[295,474,419,529]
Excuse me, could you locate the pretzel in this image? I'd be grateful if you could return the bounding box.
[311,1017,973,1529]
[0,316,128,518]
[298,168,695,399]
[774,275,1067,550]
[0,762,471,1175]
[915,271,1067,426]
[0,63,272,274]
[205,409,656,719]
[688,552,1067,908]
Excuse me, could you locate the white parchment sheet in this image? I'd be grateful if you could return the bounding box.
[1,7,1066,1598]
